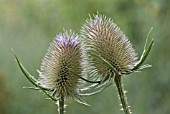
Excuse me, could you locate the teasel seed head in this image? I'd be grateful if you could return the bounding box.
[38,30,84,98]
[81,14,138,80]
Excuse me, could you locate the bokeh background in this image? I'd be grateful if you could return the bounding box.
[0,0,169,114]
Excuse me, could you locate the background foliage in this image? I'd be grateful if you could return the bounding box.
[0,0,170,114]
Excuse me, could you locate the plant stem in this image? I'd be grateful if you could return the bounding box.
[58,94,64,114]
[114,75,131,114]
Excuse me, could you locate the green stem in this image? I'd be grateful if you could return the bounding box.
[58,94,64,114]
[114,75,131,114]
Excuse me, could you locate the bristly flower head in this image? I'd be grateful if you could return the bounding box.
[38,30,83,98]
[81,14,138,81]
[14,29,103,114]
[80,13,154,114]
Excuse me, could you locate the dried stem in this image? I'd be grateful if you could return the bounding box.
[114,75,131,114]
[58,94,64,114]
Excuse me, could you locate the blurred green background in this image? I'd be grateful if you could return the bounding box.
[0,0,169,114]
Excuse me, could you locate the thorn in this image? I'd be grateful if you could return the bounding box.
[124,90,128,94]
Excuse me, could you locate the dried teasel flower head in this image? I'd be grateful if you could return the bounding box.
[38,30,84,98]
[81,14,139,81]
[14,29,103,111]
[80,13,154,114]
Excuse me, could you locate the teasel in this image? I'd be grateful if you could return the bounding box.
[81,13,154,114]
[14,30,102,114]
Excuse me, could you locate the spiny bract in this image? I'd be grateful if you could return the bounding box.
[38,30,84,98]
[81,14,138,81]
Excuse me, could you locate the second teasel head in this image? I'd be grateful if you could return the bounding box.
[81,14,139,82]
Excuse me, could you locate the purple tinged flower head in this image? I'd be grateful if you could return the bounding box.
[81,14,138,81]
[38,30,84,98]
[56,32,79,47]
